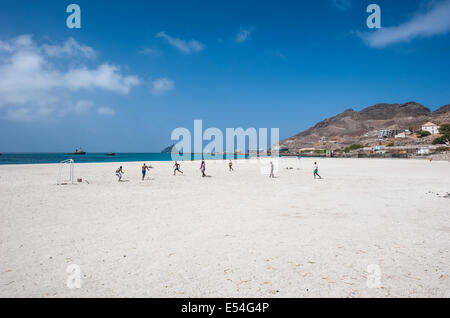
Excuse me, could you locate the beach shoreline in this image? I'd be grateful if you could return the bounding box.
[0,153,449,168]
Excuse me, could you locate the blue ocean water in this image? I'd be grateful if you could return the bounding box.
[0,153,249,165]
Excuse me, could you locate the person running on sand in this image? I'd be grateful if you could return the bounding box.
[173,161,183,176]
[116,166,124,182]
[269,161,275,178]
[229,160,234,171]
[200,160,206,177]
[142,163,152,181]
[313,162,322,179]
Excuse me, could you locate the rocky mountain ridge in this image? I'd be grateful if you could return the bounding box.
[279,102,449,151]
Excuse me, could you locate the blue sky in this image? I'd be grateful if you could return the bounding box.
[0,0,449,152]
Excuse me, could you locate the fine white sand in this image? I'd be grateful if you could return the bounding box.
[0,158,449,298]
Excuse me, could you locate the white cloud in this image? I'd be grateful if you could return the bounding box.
[155,31,205,54]
[42,37,96,59]
[151,77,175,96]
[235,27,255,43]
[0,35,140,122]
[358,0,450,48]
[0,36,95,59]
[0,40,13,52]
[0,35,32,52]
[97,106,115,116]
[64,64,140,94]
[331,0,351,12]
[5,100,94,122]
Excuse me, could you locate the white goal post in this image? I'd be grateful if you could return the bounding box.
[57,159,74,185]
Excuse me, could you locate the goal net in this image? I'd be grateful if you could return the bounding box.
[57,159,74,185]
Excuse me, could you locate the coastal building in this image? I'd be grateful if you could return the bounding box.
[378,129,404,139]
[299,148,316,153]
[417,147,430,155]
[421,122,440,135]
[394,130,412,138]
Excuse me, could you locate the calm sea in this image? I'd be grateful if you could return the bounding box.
[0,153,249,165]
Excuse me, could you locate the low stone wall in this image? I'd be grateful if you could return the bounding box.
[428,152,450,162]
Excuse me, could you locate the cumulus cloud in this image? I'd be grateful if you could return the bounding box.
[151,77,175,96]
[0,35,140,121]
[331,0,351,12]
[97,106,115,116]
[64,64,140,94]
[155,31,205,54]
[235,27,255,43]
[358,0,450,48]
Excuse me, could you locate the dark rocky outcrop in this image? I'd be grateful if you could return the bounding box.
[161,144,179,154]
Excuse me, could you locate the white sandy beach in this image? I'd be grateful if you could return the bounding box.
[0,158,449,298]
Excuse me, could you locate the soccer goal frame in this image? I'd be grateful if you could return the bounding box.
[57,159,74,185]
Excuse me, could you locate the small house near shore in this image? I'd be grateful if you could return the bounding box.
[421,122,440,135]
[417,147,430,155]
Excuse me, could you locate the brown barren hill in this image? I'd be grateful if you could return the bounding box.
[279,102,449,151]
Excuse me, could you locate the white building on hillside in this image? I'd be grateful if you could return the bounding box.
[421,122,440,135]
[394,129,412,139]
